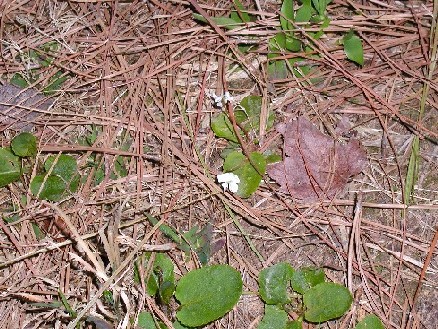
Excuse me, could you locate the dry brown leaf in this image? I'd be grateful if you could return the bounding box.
[0,83,53,131]
[267,117,367,201]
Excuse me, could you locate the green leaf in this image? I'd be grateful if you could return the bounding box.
[11,74,29,88]
[11,132,37,157]
[146,214,183,246]
[236,95,275,133]
[287,320,303,329]
[113,155,129,178]
[175,264,242,327]
[291,267,325,294]
[312,0,332,16]
[303,282,353,322]
[142,252,175,299]
[44,71,68,95]
[137,311,156,329]
[355,314,385,329]
[309,15,330,40]
[173,320,190,329]
[258,304,288,329]
[295,2,313,23]
[0,148,21,187]
[268,60,288,80]
[193,13,242,30]
[103,290,114,306]
[343,30,364,66]
[223,151,247,172]
[159,280,175,305]
[285,35,302,52]
[44,154,78,178]
[280,0,294,31]
[59,290,77,318]
[154,253,175,285]
[270,33,286,52]
[31,222,45,240]
[30,174,66,201]
[44,155,79,193]
[404,136,420,205]
[231,0,251,23]
[259,262,294,305]
[223,151,266,198]
[211,113,239,143]
[265,154,282,164]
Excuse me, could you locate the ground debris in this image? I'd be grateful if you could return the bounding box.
[267,117,367,201]
[0,83,53,131]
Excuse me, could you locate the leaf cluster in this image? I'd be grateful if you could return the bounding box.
[0,132,81,201]
[133,257,383,329]
[258,262,382,328]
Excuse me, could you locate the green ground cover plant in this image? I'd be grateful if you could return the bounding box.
[132,256,384,329]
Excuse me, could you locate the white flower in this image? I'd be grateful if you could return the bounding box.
[223,91,233,103]
[211,91,233,108]
[211,93,223,108]
[217,173,240,193]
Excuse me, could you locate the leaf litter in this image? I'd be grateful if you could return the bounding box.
[267,117,367,201]
[0,83,53,131]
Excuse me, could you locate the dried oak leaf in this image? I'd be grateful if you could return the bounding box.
[0,83,53,131]
[267,117,367,201]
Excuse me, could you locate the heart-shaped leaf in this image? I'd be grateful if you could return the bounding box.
[11,132,37,157]
[0,148,21,187]
[303,282,352,322]
[259,262,294,305]
[175,264,242,327]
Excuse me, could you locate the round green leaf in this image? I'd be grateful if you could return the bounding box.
[291,267,325,294]
[30,174,66,201]
[355,314,385,329]
[175,264,242,327]
[11,132,37,157]
[44,154,78,178]
[259,262,294,305]
[0,148,21,187]
[258,304,288,329]
[303,282,353,323]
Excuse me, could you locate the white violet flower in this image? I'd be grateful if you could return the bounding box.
[223,91,233,103]
[211,91,233,108]
[211,93,223,108]
[217,173,240,193]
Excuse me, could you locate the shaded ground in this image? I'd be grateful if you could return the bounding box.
[0,1,437,328]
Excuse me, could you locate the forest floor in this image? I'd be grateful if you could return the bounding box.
[0,0,437,328]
